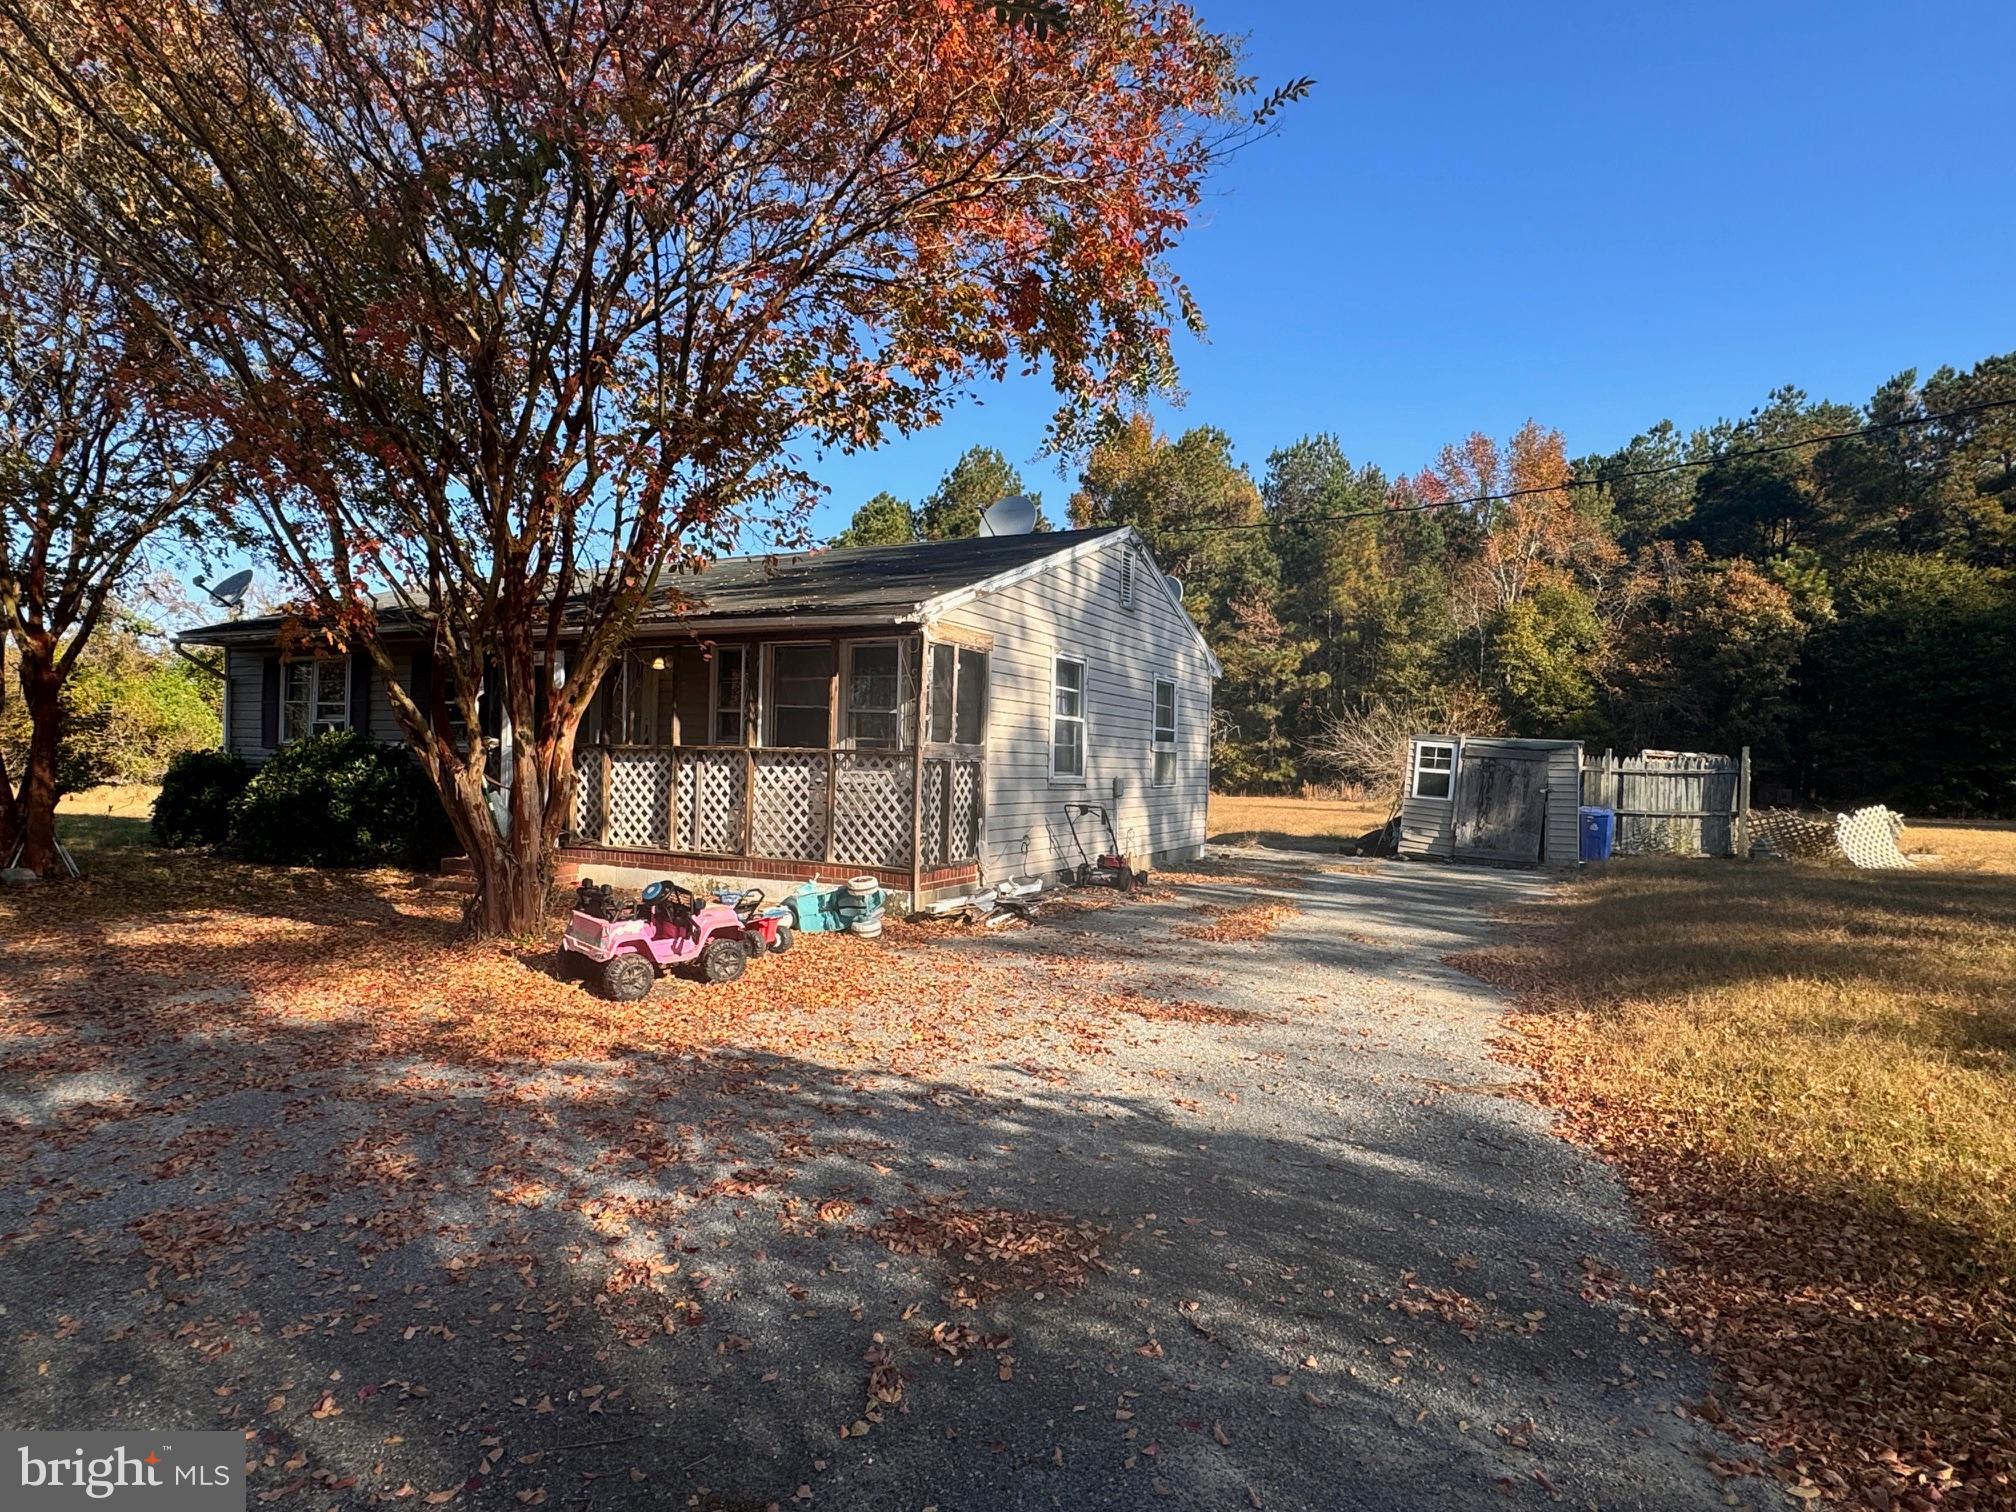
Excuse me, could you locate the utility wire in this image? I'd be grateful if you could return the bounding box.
[1115,394,2016,535]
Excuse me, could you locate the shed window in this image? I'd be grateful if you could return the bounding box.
[766,644,835,748]
[1051,656,1086,779]
[1152,679,1177,787]
[1413,741,1455,800]
[282,657,349,741]
[844,641,903,749]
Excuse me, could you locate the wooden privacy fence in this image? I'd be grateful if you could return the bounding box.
[1580,748,1752,858]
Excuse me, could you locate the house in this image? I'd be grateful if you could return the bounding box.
[180,526,1219,906]
[1398,734,1583,870]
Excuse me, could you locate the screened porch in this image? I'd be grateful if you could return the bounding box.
[565,630,989,891]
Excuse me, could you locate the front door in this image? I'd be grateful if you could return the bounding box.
[1452,751,1548,864]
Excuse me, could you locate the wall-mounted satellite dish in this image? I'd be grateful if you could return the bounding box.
[978,495,1038,537]
[197,568,254,617]
[1163,574,1186,605]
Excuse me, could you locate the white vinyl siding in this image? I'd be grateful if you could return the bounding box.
[934,531,1212,880]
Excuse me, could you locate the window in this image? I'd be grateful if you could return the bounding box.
[928,642,956,743]
[712,646,748,744]
[1413,741,1455,800]
[765,643,835,748]
[1152,678,1176,787]
[955,648,987,745]
[1051,656,1086,779]
[927,642,989,747]
[844,641,903,748]
[282,656,349,742]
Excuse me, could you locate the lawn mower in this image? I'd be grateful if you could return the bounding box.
[1063,802,1147,892]
[556,878,785,1001]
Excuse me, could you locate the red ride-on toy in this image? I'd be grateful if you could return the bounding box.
[557,878,763,1001]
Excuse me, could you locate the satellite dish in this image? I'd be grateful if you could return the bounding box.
[199,568,255,616]
[978,495,1038,537]
[1164,574,1185,605]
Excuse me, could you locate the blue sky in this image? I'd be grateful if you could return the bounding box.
[796,0,2016,536]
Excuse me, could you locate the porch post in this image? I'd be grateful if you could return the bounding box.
[909,633,925,909]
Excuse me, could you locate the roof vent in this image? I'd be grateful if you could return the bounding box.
[978,495,1037,537]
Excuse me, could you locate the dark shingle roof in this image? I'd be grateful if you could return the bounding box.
[180,527,1121,645]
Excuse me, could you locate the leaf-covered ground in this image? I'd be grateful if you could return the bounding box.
[2,847,1768,1511]
[1458,841,2016,1511]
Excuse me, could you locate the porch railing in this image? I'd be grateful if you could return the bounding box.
[570,744,981,872]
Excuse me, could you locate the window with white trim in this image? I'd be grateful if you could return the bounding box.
[1151,679,1176,786]
[1412,741,1456,800]
[1051,656,1086,779]
[282,656,349,742]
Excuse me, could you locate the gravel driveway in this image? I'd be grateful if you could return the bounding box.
[1,852,1765,1511]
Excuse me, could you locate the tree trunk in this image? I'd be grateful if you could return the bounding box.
[16,651,63,877]
[0,749,19,863]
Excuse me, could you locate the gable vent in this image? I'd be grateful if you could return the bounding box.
[1119,550,1136,610]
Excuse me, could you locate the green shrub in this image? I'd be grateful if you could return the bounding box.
[151,748,253,847]
[227,729,457,868]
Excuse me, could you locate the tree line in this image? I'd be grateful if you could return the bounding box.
[834,354,2016,816]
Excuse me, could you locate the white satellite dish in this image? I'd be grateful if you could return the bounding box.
[198,568,255,616]
[978,495,1038,537]
[1163,574,1185,605]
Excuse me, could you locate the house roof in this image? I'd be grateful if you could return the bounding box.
[181,527,1129,646]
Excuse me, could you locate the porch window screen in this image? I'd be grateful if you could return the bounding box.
[955,648,988,745]
[845,641,902,748]
[928,643,956,743]
[623,651,677,745]
[1051,656,1086,779]
[766,644,834,748]
[712,646,748,744]
[1152,678,1176,786]
[1413,741,1455,799]
[282,657,349,741]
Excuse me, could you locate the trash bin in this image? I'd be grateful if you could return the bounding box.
[1578,806,1616,862]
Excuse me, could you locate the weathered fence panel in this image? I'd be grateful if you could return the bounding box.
[1581,749,1749,857]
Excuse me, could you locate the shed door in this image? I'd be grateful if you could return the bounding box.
[1453,752,1548,864]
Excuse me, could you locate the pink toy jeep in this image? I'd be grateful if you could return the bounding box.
[557,878,760,1001]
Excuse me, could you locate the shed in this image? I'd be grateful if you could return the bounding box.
[1398,734,1583,869]
[180,526,1219,907]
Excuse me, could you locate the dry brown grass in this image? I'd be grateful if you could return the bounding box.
[1459,842,2016,1506]
[57,781,161,819]
[1207,792,1391,846]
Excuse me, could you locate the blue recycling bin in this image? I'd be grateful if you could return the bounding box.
[1578,806,1616,862]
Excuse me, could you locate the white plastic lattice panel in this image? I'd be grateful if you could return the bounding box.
[920,761,947,867]
[674,750,747,854]
[948,760,981,863]
[1836,805,1913,869]
[833,753,913,868]
[753,751,827,860]
[607,749,673,849]
[572,748,605,841]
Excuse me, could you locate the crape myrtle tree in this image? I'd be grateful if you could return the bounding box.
[0,225,226,875]
[0,0,1281,932]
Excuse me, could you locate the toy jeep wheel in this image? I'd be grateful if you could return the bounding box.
[767,925,794,955]
[700,938,748,984]
[599,952,656,1001]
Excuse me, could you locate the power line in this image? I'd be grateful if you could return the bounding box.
[1116,394,2016,535]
